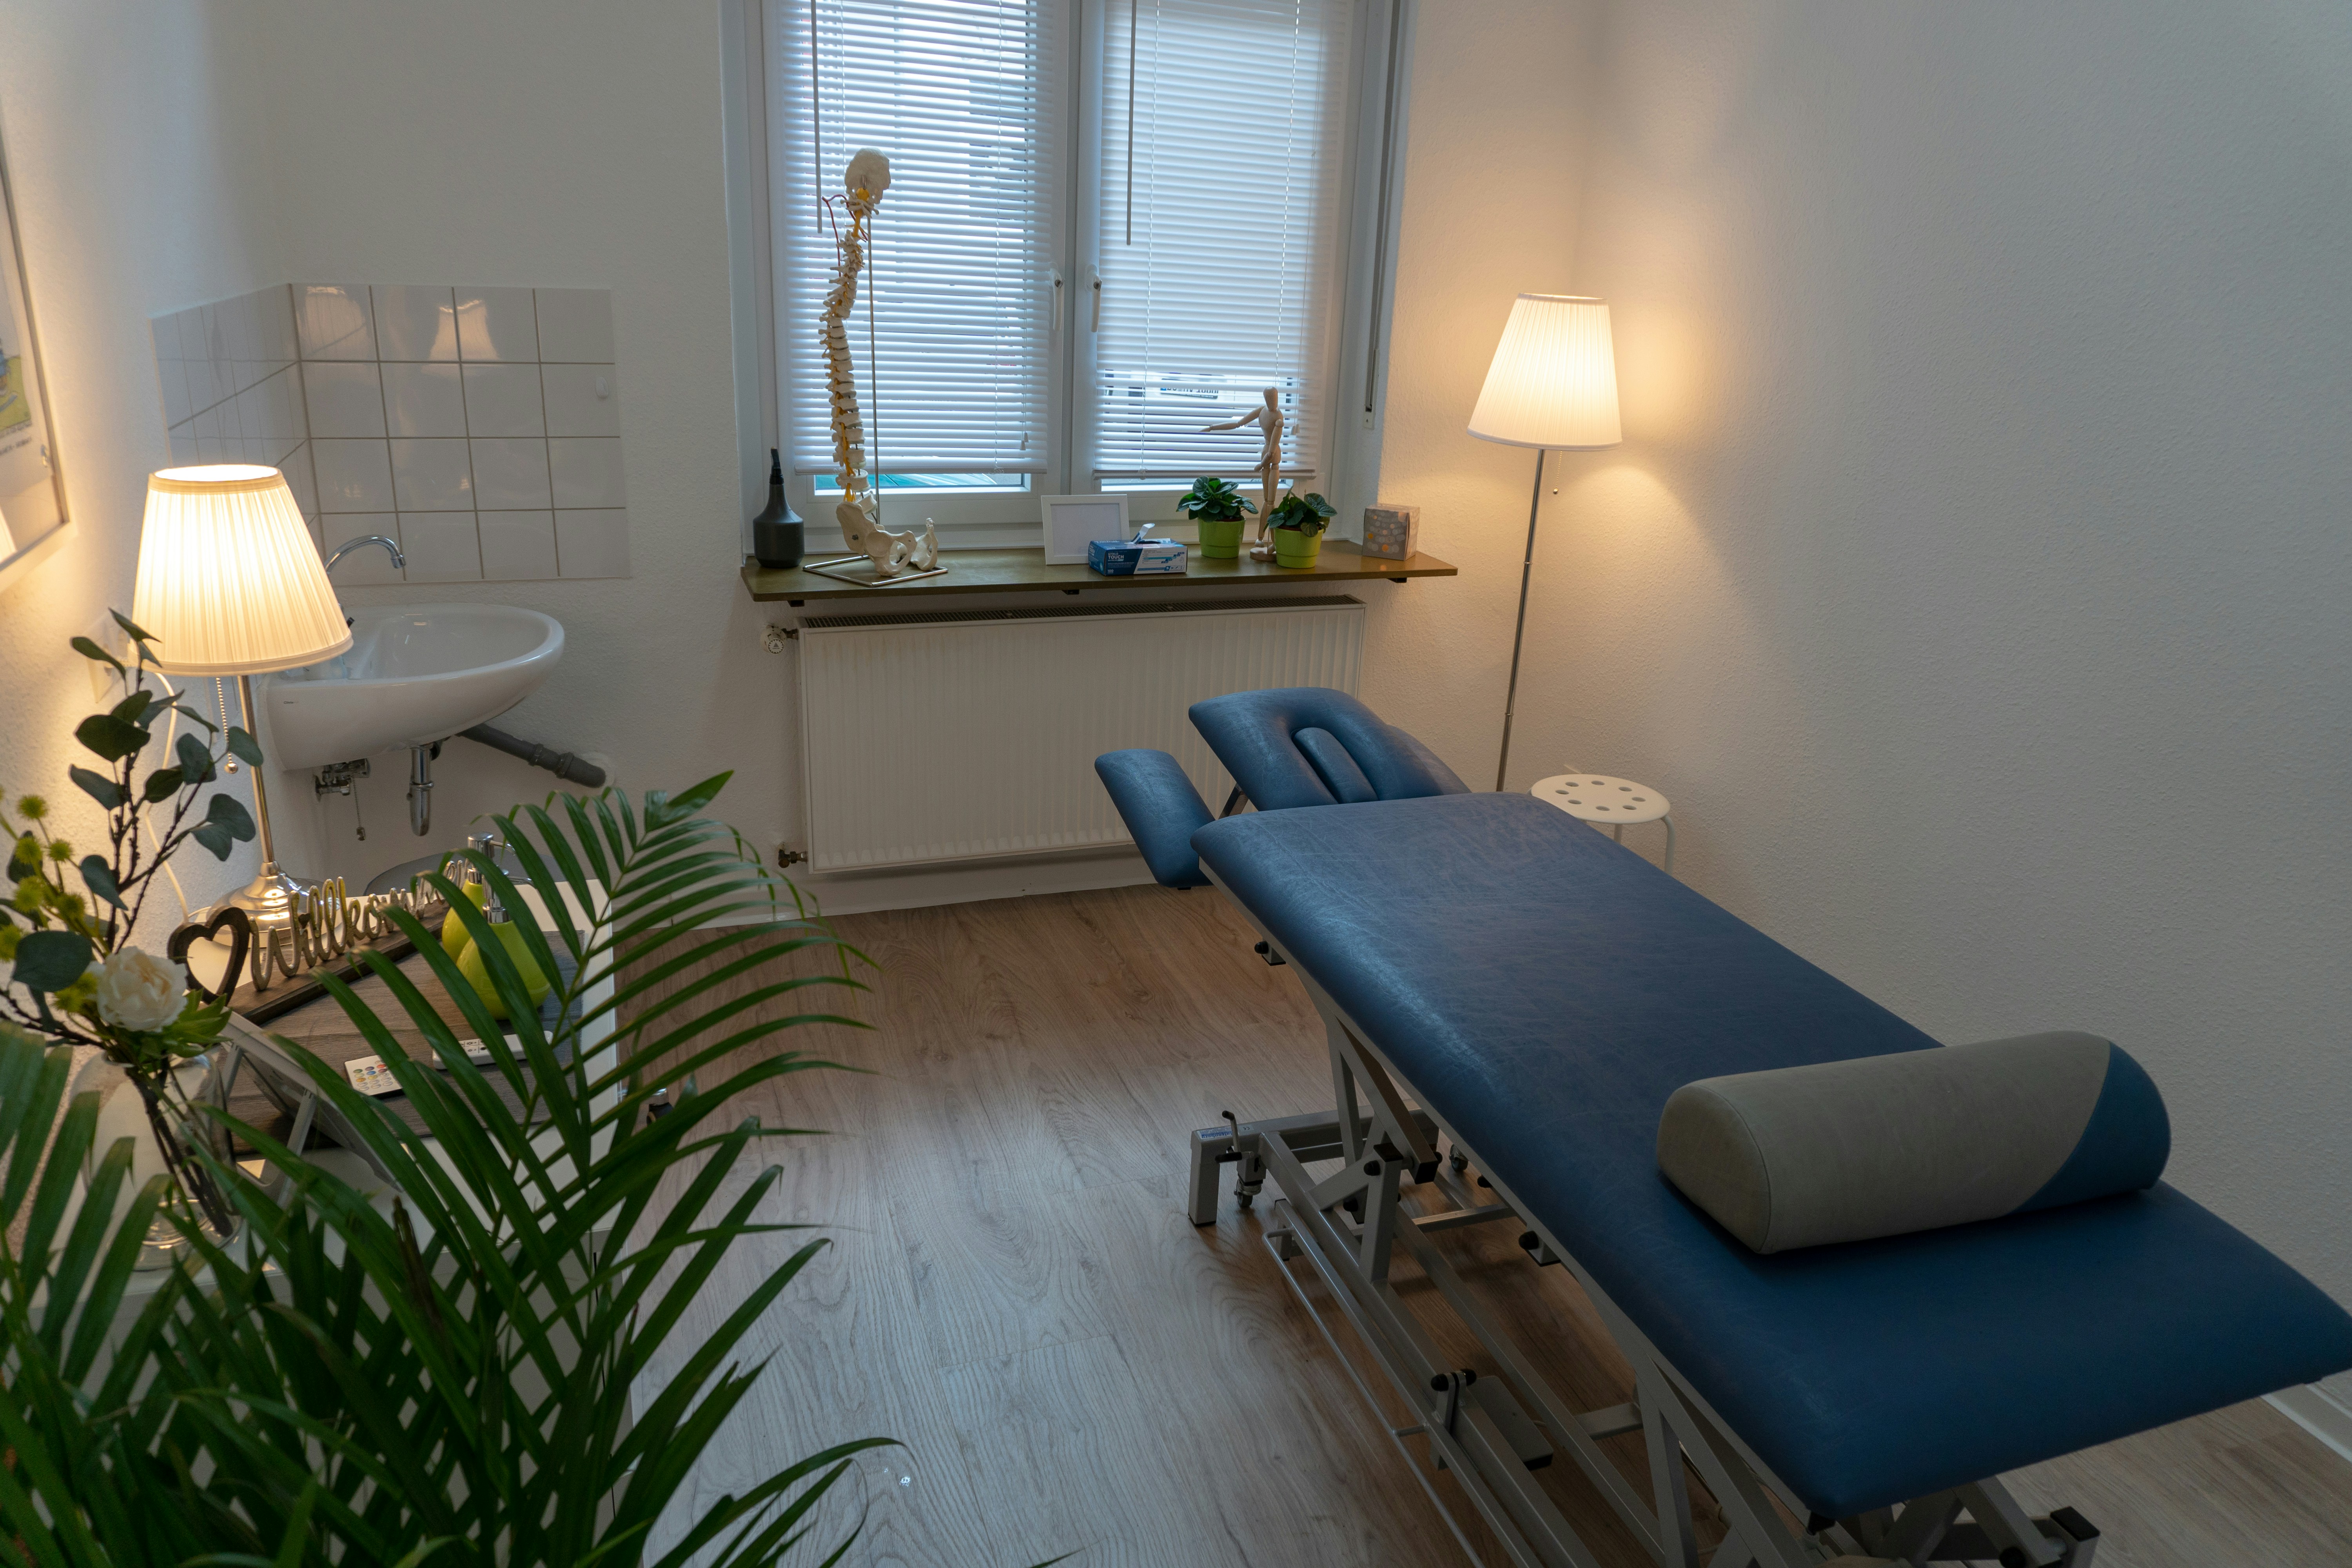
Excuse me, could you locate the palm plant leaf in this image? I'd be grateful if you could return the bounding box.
[0,772,895,1564]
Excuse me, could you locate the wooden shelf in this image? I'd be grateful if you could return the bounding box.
[740,540,1456,604]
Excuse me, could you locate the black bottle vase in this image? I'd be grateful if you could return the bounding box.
[751,448,803,568]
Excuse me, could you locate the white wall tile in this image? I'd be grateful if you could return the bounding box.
[548,437,625,508]
[480,510,557,581]
[541,363,620,437]
[295,285,376,361]
[555,509,630,578]
[534,288,614,362]
[389,438,474,510]
[302,361,386,439]
[456,286,538,362]
[320,515,405,586]
[470,438,551,508]
[262,286,299,364]
[382,363,466,438]
[374,285,460,362]
[283,450,318,516]
[461,363,544,438]
[399,513,483,582]
[312,438,395,512]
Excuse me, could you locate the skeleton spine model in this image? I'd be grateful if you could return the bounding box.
[825,149,936,577]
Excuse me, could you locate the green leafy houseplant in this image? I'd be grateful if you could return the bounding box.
[0,610,263,1235]
[1265,491,1336,568]
[1175,477,1258,561]
[0,769,897,1564]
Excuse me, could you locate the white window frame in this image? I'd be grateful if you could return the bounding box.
[723,0,1415,551]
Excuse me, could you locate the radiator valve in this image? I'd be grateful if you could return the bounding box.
[762,623,794,653]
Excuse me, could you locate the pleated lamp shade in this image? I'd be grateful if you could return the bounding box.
[1467,294,1623,449]
[132,466,352,675]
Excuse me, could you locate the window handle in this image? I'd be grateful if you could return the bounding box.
[1091,271,1102,332]
[1051,270,1065,338]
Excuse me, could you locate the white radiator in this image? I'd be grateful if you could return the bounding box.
[797,595,1365,871]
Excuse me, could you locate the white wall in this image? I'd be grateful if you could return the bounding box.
[249,0,1607,915]
[0,0,290,938]
[1527,1,2352,1301]
[247,0,801,890]
[1357,0,1597,785]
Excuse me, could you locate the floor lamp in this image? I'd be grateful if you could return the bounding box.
[132,465,353,929]
[1467,294,1622,792]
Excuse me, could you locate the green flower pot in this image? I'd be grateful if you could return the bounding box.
[1271,528,1325,569]
[1196,516,1245,559]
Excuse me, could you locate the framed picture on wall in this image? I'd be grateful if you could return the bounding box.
[0,112,64,588]
[1040,493,1129,565]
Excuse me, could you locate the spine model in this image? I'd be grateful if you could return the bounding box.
[825,149,935,577]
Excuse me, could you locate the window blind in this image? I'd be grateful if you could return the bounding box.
[1088,0,1357,483]
[770,0,1061,475]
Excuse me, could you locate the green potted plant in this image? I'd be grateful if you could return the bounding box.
[1266,491,1337,568]
[0,611,261,1253]
[1174,476,1256,559]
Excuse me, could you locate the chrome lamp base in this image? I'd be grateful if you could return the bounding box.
[223,860,314,932]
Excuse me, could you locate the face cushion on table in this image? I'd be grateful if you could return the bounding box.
[1192,792,2352,1519]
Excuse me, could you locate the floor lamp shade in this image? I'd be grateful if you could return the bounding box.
[1468,294,1622,450]
[132,465,351,676]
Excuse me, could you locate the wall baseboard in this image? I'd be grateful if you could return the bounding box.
[2267,1382,2352,1466]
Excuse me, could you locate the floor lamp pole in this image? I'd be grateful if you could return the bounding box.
[1495,446,1547,792]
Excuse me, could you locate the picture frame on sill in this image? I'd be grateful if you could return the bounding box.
[1040,493,1129,565]
[0,105,66,590]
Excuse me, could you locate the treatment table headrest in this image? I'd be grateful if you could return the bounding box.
[1187,688,1469,810]
[1095,688,1469,887]
[1658,1031,2171,1254]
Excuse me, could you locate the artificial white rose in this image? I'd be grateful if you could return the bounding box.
[95,947,187,1032]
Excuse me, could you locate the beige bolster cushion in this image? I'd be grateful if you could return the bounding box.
[1657,1031,2169,1254]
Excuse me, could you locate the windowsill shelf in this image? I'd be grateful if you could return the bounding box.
[740,540,1456,605]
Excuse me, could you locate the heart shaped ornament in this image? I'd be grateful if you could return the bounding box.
[168,905,254,1005]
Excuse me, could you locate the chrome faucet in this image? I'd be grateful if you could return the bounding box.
[325,534,405,573]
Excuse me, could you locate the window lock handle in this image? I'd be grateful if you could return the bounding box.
[1091,270,1103,332]
[1051,269,1065,337]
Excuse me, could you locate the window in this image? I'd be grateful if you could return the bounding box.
[756,0,1402,534]
[1084,0,1357,488]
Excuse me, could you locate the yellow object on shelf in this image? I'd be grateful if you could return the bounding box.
[456,920,550,1021]
[441,880,489,963]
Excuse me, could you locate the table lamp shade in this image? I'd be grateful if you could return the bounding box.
[132,466,351,675]
[1468,294,1622,449]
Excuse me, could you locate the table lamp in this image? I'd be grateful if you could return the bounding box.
[132,465,351,929]
[1468,293,1622,791]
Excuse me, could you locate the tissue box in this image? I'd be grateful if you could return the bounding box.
[1361,503,1422,561]
[1089,538,1188,575]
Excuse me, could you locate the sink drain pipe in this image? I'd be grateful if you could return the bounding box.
[405,728,607,837]
[457,724,607,788]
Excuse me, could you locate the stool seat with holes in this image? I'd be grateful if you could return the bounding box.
[1530,773,1675,875]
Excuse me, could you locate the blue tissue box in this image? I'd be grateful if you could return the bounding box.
[1089,538,1188,576]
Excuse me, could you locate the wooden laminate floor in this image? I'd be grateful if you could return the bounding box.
[632,886,2352,1568]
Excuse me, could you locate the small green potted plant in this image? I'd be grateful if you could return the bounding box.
[1175,476,1256,559]
[1266,490,1336,568]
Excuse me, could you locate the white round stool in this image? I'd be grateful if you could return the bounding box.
[1530,773,1675,875]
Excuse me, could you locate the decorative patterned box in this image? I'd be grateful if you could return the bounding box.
[1361,503,1421,561]
[1089,538,1188,575]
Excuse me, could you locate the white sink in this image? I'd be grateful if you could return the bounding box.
[260,604,564,770]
